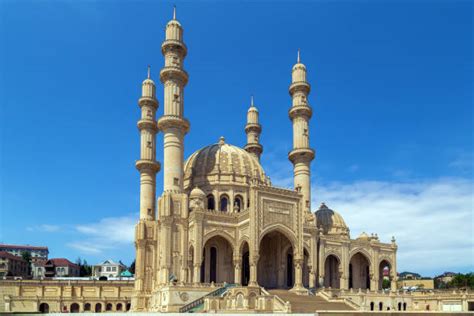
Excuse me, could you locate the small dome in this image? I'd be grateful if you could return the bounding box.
[142,78,155,85]
[184,139,269,189]
[189,186,205,198]
[292,62,306,71]
[248,106,258,113]
[357,232,370,240]
[315,203,349,236]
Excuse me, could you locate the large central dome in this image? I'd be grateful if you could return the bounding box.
[183,137,269,189]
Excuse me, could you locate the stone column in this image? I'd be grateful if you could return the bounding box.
[193,264,201,284]
[290,257,306,294]
[233,260,242,285]
[249,256,259,286]
[309,267,316,288]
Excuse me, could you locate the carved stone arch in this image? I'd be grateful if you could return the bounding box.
[349,248,373,266]
[237,237,250,256]
[258,224,297,249]
[203,231,235,252]
[324,252,342,264]
[378,256,393,268]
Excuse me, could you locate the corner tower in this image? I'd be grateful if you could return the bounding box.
[158,7,190,192]
[244,96,263,161]
[288,50,315,212]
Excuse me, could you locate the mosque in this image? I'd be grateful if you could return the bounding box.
[131,8,398,312]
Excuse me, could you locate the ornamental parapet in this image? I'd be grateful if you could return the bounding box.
[135,159,161,173]
[161,39,188,57]
[289,105,312,120]
[137,119,158,132]
[288,148,315,163]
[157,115,190,134]
[289,81,311,95]
[245,123,262,134]
[160,66,189,85]
[138,96,158,108]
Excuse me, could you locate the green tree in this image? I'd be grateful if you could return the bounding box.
[75,257,92,277]
[21,251,32,276]
[382,279,391,289]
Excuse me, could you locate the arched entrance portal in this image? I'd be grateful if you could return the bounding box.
[70,303,80,313]
[241,242,250,286]
[349,252,371,289]
[258,231,294,289]
[39,303,49,313]
[201,235,234,283]
[324,255,340,288]
[379,260,391,290]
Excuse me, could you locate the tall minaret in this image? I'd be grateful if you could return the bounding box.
[136,66,160,220]
[244,96,263,161]
[132,66,160,311]
[288,50,315,212]
[158,6,190,192]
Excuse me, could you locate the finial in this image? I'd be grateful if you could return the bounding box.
[219,136,225,145]
[251,95,254,107]
[297,48,301,63]
[173,5,176,20]
[147,65,151,79]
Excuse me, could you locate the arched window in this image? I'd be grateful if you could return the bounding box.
[398,302,401,311]
[370,302,374,311]
[116,303,123,311]
[379,302,383,311]
[84,303,91,311]
[126,303,131,311]
[207,194,215,210]
[220,195,228,212]
[403,302,407,311]
[95,303,102,313]
[106,303,113,311]
[234,195,243,212]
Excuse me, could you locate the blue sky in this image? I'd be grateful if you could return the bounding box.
[0,0,472,276]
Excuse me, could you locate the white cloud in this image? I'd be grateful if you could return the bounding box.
[68,215,135,256]
[27,224,61,232]
[313,178,474,276]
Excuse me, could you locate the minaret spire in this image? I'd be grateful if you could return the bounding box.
[173,5,176,20]
[147,65,150,79]
[297,48,301,63]
[245,96,263,161]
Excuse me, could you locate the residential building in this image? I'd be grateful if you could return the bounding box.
[0,251,29,278]
[43,259,80,278]
[0,244,48,263]
[92,260,127,279]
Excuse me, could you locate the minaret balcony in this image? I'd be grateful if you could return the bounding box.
[159,66,189,85]
[289,81,311,95]
[244,143,263,155]
[138,96,158,108]
[161,39,187,57]
[137,119,158,132]
[288,148,315,163]
[289,105,312,120]
[244,123,262,134]
[135,159,161,173]
[157,115,190,134]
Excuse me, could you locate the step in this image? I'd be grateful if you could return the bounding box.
[268,289,354,313]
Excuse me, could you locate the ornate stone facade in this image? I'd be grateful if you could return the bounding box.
[131,9,397,312]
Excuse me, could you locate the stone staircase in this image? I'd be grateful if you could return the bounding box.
[268,289,355,313]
